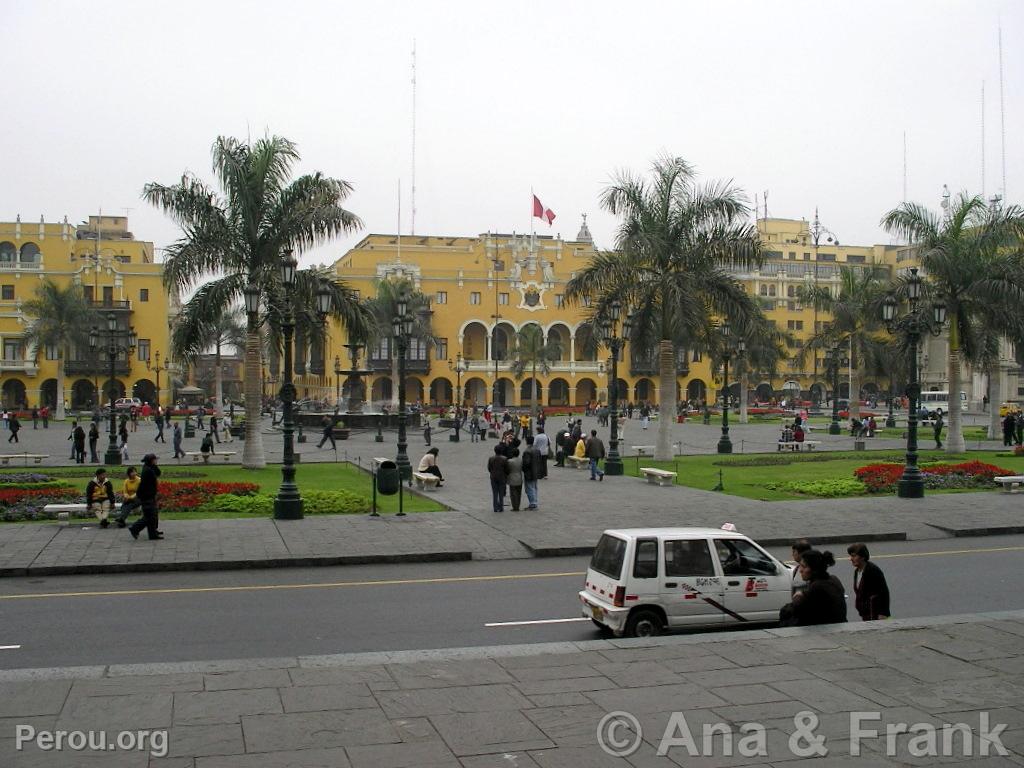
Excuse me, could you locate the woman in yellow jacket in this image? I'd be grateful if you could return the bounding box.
[115,466,142,528]
[573,436,587,459]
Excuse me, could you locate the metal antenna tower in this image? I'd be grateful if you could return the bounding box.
[998,25,1007,201]
[411,40,417,236]
[981,82,986,199]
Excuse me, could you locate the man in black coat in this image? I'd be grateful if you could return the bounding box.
[129,454,163,540]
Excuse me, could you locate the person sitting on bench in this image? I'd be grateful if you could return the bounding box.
[200,431,216,457]
[86,468,116,529]
[417,447,443,487]
[793,424,805,443]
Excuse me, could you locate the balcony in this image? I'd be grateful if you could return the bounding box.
[0,360,38,374]
[64,359,131,376]
[88,300,132,311]
[368,357,431,375]
[0,260,41,271]
[460,359,606,375]
[630,357,689,377]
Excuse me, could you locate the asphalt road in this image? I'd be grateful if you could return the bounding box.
[3,534,1024,669]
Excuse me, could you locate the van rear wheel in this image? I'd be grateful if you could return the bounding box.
[625,609,663,638]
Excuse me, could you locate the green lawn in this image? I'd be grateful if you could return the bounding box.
[0,462,446,519]
[624,449,1024,501]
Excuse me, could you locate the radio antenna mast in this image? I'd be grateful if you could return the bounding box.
[902,131,908,203]
[410,40,417,236]
[981,82,986,199]
[998,24,1007,201]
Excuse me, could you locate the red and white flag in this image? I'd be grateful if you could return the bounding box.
[532,194,556,226]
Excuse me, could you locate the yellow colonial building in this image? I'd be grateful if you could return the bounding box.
[316,216,912,411]
[0,215,174,411]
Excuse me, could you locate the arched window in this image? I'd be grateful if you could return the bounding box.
[19,243,40,263]
[0,242,15,263]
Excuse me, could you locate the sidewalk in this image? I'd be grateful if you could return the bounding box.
[1,415,1021,575]
[2,610,1022,765]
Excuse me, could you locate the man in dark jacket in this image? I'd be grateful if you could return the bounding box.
[7,413,20,443]
[522,436,540,510]
[129,453,163,540]
[584,429,605,481]
[72,422,86,464]
[486,445,508,513]
[847,543,890,621]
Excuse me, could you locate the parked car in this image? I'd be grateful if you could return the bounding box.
[999,401,1021,417]
[580,526,792,638]
[109,397,143,412]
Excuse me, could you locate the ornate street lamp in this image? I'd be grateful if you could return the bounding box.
[448,354,467,441]
[393,290,413,481]
[717,321,743,454]
[89,312,135,466]
[334,355,343,409]
[145,350,166,410]
[273,250,303,520]
[601,300,630,475]
[882,267,946,498]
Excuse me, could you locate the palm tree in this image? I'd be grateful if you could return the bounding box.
[145,134,369,468]
[566,155,764,460]
[509,324,562,417]
[171,306,247,417]
[21,279,96,420]
[364,277,434,407]
[796,265,889,422]
[733,316,790,424]
[882,194,1024,453]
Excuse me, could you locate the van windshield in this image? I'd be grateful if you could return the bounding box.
[590,534,626,578]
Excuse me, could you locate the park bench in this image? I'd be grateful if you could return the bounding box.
[43,502,123,524]
[994,475,1024,493]
[412,471,441,490]
[640,467,677,487]
[776,441,820,452]
[565,455,587,469]
[0,453,49,465]
[631,445,656,457]
[185,451,237,463]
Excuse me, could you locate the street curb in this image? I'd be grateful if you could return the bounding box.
[523,530,908,557]
[3,609,1022,682]
[1,550,472,577]
[927,524,1024,537]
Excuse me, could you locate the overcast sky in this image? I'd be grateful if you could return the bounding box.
[3,1,1021,269]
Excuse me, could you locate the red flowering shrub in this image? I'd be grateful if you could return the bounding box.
[855,461,1014,494]
[0,486,80,505]
[156,482,259,515]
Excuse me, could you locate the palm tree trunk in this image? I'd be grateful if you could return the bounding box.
[850,342,861,422]
[655,339,675,460]
[391,354,400,409]
[946,343,966,454]
[988,365,1000,440]
[214,341,225,418]
[739,364,749,424]
[56,350,67,421]
[532,359,538,418]
[242,325,266,469]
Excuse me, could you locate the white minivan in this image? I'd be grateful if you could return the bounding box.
[580,527,792,637]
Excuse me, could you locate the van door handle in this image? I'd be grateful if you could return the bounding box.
[727,580,740,586]
[664,582,677,588]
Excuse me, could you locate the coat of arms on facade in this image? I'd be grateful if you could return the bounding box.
[518,282,545,311]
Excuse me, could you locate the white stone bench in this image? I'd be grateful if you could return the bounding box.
[994,476,1024,493]
[631,445,656,456]
[185,451,237,463]
[640,467,677,487]
[776,441,821,452]
[565,455,588,469]
[0,454,49,465]
[43,502,124,524]
[412,471,441,490]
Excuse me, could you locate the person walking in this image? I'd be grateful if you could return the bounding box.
[1003,412,1016,447]
[522,435,540,509]
[1016,409,1024,446]
[317,416,336,450]
[88,421,100,462]
[72,421,86,464]
[116,466,141,528]
[86,468,116,528]
[209,414,220,443]
[847,543,891,621]
[469,411,481,443]
[933,412,944,449]
[423,419,432,446]
[7,413,20,443]
[533,427,550,479]
[118,419,129,451]
[172,422,185,459]
[417,447,443,487]
[640,402,651,430]
[31,406,38,429]
[487,444,509,513]
[154,412,166,443]
[129,406,138,432]
[40,405,49,428]
[506,448,524,511]
[584,429,606,481]
[221,413,234,442]
[129,454,163,540]
[784,549,847,626]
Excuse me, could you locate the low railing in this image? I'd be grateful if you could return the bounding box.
[64,359,131,376]
[0,260,41,270]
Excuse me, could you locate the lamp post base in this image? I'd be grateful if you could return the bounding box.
[897,479,925,498]
[104,448,122,466]
[885,416,896,429]
[273,496,304,519]
[716,436,733,454]
[828,422,841,435]
[604,456,624,476]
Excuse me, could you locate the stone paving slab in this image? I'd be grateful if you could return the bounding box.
[1,611,1023,765]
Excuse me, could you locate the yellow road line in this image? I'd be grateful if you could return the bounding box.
[2,544,1023,602]
[0,571,585,601]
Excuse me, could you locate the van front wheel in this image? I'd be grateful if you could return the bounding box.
[625,609,663,638]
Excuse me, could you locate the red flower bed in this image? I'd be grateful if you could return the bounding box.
[156,481,259,514]
[0,486,79,505]
[855,461,1014,494]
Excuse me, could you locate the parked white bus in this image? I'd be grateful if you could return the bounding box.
[919,390,968,418]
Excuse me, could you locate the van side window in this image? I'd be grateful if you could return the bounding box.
[590,534,626,578]
[665,539,716,577]
[632,538,659,579]
[714,539,778,576]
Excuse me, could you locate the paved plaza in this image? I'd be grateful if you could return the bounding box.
[0,413,1020,575]
[2,610,1023,766]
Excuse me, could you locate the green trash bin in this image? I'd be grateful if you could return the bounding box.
[376,460,400,496]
